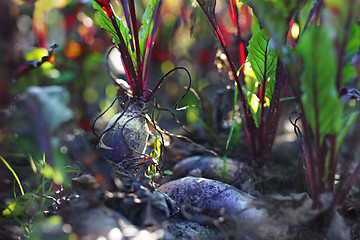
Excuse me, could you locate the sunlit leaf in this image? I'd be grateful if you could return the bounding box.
[248,30,277,85]
[244,88,261,127]
[2,194,32,219]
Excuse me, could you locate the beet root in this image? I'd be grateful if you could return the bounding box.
[157,177,288,239]
[98,102,149,164]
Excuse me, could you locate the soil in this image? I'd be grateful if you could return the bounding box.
[1,100,360,240]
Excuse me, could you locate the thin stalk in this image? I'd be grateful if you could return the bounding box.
[327,134,337,192]
[228,0,246,81]
[298,96,319,206]
[302,138,319,207]
[332,116,360,206]
[128,0,143,90]
[262,59,284,162]
[120,0,133,43]
[0,155,24,195]
[336,160,360,206]
[200,8,257,160]
[101,2,137,93]
[318,138,327,193]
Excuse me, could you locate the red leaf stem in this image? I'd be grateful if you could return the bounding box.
[327,134,337,192]
[197,0,257,161]
[128,0,143,92]
[301,139,319,208]
[261,60,285,162]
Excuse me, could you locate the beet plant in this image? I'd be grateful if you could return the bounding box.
[194,0,293,165]
[92,0,164,167]
[287,0,360,209]
[243,0,360,229]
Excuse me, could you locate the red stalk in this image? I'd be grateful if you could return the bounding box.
[119,0,133,42]
[327,134,337,192]
[299,105,319,207]
[97,0,137,93]
[262,60,284,162]
[228,0,246,80]
[301,139,319,208]
[128,0,143,92]
[197,3,257,160]
[336,161,360,206]
[96,0,163,98]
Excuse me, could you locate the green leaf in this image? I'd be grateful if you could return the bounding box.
[323,0,360,87]
[3,194,32,219]
[139,0,159,58]
[336,111,359,155]
[298,25,343,138]
[251,14,260,35]
[92,0,137,70]
[239,0,251,4]
[92,0,120,44]
[243,87,261,127]
[298,0,315,34]
[0,155,24,196]
[342,23,360,85]
[247,29,277,106]
[248,30,278,85]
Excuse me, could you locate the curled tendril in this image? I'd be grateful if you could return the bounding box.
[289,111,303,140]
[149,66,195,111]
[92,95,131,141]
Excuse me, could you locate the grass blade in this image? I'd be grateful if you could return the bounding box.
[1,155,24,196]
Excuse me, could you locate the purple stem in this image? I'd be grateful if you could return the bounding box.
[336,161,360,206]
[128,0,143,92]
[301,138,319,208]
[197,3,257,161]
[261,59,284,162]
[327,134,337,192]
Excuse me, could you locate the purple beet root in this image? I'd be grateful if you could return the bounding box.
[98,102,149,164]
[158,177,288,239]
